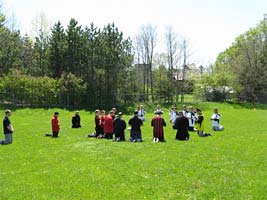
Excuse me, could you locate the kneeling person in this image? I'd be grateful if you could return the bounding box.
[151,111,166,142]
[173,111,190,141]
[1,110,14,145]
[211,108,224,131]
[128,110,143,142]
[195,109,211,137]
[72,111,81,128]
[114,112,126,142]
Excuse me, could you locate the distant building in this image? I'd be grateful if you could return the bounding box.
[172,63,201,81]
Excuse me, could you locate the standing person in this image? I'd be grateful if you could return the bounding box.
[173,111,190,141]
[151,111,166,142]
[1,110,14,145]
[72,111,81,128]
[113,112,127,142]
[138,105,146,122]
[52,112,60,138]
[195,109,212,137]
[128,110,143,142]
[170,106,178,125]
[104,111,115,139]
[187,106,197,131]
[211,108,224,131]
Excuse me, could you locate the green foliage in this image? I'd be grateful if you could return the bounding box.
[0,104,267,199]
[215,19,267,103]
[194,72,233,102]
[153,65,174,102]
[48,21,66,78]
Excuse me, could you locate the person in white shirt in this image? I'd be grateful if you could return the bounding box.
[187,106,197,131]
[169,106,178,125]
[155,105,163,114]
[138,105,146,122]
[182,105,188,117]
[211,108,224,131]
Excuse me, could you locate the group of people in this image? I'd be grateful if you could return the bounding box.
[169,105,224,140]
[87,104,224,143]
[90,108,143,142]
[0,105,224,145]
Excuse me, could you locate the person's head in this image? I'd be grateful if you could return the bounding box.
[134,110,138,116]
[214,108,218,113]
[5,110,11,117]
[54,112,59,117]
[109,110,115,117]
[112,107,117,113]
[196,108,201,114]
[189,106,193,112]
[174,107,177,111]
[101,110,106,116]
[157,105,160,109]
[95,109,100,116]
[140,105,144,109]
[75,111,79,116]
[183,105,187,111]
[178,111,183,117]
[118,112,123,118]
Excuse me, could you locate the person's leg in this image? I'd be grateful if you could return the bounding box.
[136,131,142,142]
[213,126,224,131]
[119,132,125,141]
[188,127,194,132]
[52,132,58,138]
[159,135,165,142]
[4,133,12,144]
[129,130,134,142]
[106,133,113,139]
[198,131,207,137]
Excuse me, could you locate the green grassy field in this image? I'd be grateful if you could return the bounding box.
[0,103,267,200]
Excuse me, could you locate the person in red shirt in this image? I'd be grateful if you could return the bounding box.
[52,112,60,138]
[100,110,106,130]
[104,111,115,139]
[151,110,166,142]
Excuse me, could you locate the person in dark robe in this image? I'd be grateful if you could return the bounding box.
[173,111,190,141]
[72,111,81,128]
[128,110,143,142]
[113,112,126,142]
[151,110,166,142]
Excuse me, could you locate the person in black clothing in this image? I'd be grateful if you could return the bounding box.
[113,112,127,142]
[94,109,104,138]
[173,111,190,141]
[1,110,14,145]
[128,110,143,142]
[72,111,81,128]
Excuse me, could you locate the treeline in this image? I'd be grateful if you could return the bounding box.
[0,9,137,106]
[194,18,267,103]
[0,6,193,107]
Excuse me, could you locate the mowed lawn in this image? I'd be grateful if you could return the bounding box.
[0,103,267,200]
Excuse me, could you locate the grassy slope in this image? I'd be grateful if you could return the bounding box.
[0,103,267,200]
